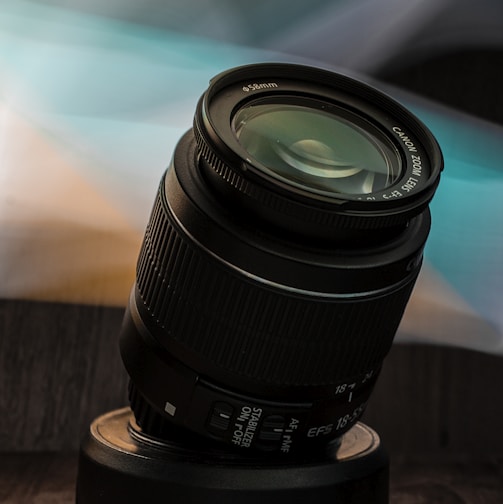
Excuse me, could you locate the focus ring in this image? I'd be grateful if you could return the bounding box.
[136,178,417,387]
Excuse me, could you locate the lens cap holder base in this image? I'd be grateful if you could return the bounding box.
[76,408,389,503]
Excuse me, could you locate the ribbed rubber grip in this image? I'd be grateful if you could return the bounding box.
[135,182,416,387]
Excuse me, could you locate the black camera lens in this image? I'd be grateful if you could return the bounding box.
[119,63,442,456]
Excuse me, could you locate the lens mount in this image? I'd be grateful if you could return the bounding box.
[194,63,442,242]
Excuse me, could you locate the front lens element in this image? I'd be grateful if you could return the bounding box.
[233,102,401,195]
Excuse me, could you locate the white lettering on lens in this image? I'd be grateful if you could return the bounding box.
[334,402,367,432]
[237,406,252,423]
[411,155,423,177]
[281,418,300,453]
[232,406,262,448]
[307,424,334,438]
[242,82,278,92]
[362,371,374,384]
[281,435,292,453]
[382,190,403,200]
[401,177,418,193]
[392,127,418,152]
[334,382,356,395]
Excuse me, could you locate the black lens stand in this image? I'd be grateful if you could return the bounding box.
[76,407,389,503]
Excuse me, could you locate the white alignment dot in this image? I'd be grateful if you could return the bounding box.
[164,402,177,416]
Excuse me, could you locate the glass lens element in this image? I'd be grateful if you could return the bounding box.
[233,103,400,195]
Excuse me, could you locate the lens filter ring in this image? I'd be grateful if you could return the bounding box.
[194,63,442,239]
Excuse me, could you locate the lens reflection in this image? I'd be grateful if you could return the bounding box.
[233,103,400,195]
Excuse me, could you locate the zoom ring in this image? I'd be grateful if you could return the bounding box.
[135,180,416,387]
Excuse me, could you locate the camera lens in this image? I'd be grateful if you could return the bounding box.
[120,63,442,456]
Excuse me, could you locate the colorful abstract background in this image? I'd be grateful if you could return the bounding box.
[1,0,502,354]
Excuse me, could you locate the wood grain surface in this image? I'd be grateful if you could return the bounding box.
[0,299,128,451]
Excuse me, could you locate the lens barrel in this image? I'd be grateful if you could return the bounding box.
[120,63,442,455]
